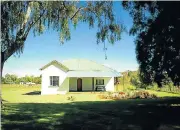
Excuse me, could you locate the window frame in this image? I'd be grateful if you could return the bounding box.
[49,76,59,87]
[96,79,104,85]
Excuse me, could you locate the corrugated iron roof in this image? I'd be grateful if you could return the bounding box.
[62,59,116,71]
[40,59,121,77]
[67,71,121,77]
[39,60,69,71]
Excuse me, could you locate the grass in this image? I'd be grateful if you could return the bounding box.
[1,84,180,130]
[1,84,109,103]
[147,90,180,97]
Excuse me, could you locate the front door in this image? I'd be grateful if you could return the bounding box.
[77,78,82,91]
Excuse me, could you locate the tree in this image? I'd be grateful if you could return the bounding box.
[24,75,32,82]
[4,74,13,84]
[1,77,5,84]
[1,1,123,76]
[3,73,18,84]
[10,74,18,83]
[34,76,41,84]
[129,71,141,87]
[122,1,180,86]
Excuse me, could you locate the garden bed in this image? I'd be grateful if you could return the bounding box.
[98,90,157,100]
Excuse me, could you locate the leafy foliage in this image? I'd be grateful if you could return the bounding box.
[117,70,141,88]
[116,70,179,94]
[2,74,18,84]
[130,91,157,99]
[2,74,41,84]
[98,90,157,100]
[1,1,123,71]
[122,2,180,86]
[67,96,75,101]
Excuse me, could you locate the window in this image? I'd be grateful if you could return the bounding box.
[50,76,59,86]
[96,79,104,85]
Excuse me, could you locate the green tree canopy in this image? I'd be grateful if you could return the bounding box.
[2,74,41,84]
[1,1,123,75]
[3,73,18,84]
[122,1,180,87]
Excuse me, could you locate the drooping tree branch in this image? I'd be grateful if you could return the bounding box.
[1,1,122,75]
[2,2,34,63]
[70,7,83,20]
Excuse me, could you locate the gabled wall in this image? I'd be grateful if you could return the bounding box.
[41,65,69,95]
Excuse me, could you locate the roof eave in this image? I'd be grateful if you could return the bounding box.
[39,60,69,72]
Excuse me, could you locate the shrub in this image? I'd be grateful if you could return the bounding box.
[67,96,75,101]
[98,94,105,99]
[119,92,125,95]
[145,83,159,91]
[131,91,157,99]
[115,84,124,91]
[151,83,160,91]
[112,92,126,99]
[126,90,135,98]
[97,90,157,100]
[98,93,112,99]
[127,84,136,90]
[98,92,127,100]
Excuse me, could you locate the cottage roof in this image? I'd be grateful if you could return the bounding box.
[40,59,121,77]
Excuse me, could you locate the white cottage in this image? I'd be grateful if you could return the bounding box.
[40,59,121,95]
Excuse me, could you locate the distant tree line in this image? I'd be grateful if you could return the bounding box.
[117,70,180,93]
[1,74,41,84]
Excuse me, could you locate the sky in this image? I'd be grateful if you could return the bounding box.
[3,2,138,77]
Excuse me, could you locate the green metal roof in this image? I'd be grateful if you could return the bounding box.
[40,59,121,77]
[62,59,121,77]
[39,60,69,71]
[62,59,114,71]
[67,71,120,77]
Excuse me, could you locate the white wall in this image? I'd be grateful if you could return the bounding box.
[41,65,68,95]
[104,77,115,91]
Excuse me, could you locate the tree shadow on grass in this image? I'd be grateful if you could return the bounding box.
[22,91,41,95]
[2,98,180,130]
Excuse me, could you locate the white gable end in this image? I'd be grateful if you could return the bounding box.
[41,64,67,76]
[41,65,68,95]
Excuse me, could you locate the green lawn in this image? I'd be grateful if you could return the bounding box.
[1,84,180,130]
[2,84,110,103]
[147,90,180,97]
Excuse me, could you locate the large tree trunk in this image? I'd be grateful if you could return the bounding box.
[1,44,18,77]
[1,52,5,77]
[1,61,4,77]
[0,2,33,77]
[1,57,4,108]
